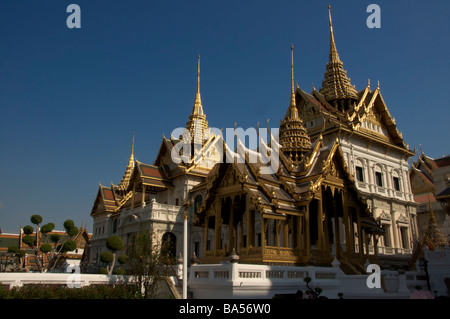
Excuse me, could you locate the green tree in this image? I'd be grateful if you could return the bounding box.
[101,235,127,275]
[21,215,81,272]
[127,231,166,299]
[0,246,25,272]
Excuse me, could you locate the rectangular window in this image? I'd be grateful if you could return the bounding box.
[257,233,262,247]
[112,219,118,233]
[393,177,400,191]
[375,172,383,187]
[382,224,391,247]
[400,227,409,249]
[356,166,364,182]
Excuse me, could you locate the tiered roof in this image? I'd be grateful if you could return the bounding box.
[410,150,449,250]
[279,45,312,161]
[296,7,412,155]
[319,5,358,102]
[91,55,219,216]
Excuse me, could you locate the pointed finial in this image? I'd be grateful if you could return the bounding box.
[328,4,341,64]
[197,54,200,93]
[289,44,298,119]
[368,79,371,88]
[291,44,295,95]
[328,4,332,26]
[131,131,135,158]
[191,54,203,115]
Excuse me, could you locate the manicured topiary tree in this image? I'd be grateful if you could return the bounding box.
[101,236,127,275]
[1,246,26,271]
[21,215,81,272]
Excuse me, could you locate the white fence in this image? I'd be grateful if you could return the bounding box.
[188,259,428,299]
[0,272,131,289]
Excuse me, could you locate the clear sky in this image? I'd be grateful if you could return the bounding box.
[0,0,449,234]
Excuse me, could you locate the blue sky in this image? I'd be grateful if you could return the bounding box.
[0,0,449,233]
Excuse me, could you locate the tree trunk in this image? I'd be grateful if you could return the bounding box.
[109,253,116,275]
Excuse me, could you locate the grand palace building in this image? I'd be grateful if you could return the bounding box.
[88,7,436,274]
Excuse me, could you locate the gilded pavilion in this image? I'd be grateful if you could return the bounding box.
[190,43,384,273]
[296,6,418,266]
[89,6,420,274]
[89,55,222,266]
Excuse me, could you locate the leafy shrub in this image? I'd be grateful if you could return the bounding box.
[62,240,77,252]
[106,236,124,252]
[40,244,52,254]
[113,268,126,275]
[30,215,43,225]
[0,284,138,299]
[118,254,129,265]
[98,267,108,274]
[100,252,114,263]
[40,223,55,234]
[23,225,34,235]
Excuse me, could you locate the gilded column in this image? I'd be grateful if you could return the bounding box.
[204,216,209,256]
[297,215,302,251]
[305,205,311,260]
[215,201,221,253]
[356,206,363,257]
[332,198,341,258]
[247,209,255,248]
[341,190,350,254]
[317,197,324,251]
[228,204,234,254]
[261,215,266,249]
[284,219,289,248]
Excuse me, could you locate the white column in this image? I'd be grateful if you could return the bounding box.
[183,206,188,299]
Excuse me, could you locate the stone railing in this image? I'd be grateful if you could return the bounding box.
[188,258,427,299]
[119,201,183,226]
[0,273,131,289]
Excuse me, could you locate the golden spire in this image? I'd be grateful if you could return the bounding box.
[117,133,136,193]
[280,44,311,161]
[192,54,203,115]
[288,44,299,119]
[328,4,341,64]
[186,54,210,146]
[130,131,135,161]
[319,5,358,103]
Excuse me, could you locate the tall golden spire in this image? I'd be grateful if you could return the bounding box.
[328,4,341,64]
[118,132,136,192]
[186,55,210,145]
[288,44,299,119]
[130,131,135,161]
[280,44,311,161]
[319,5,358,104]
[192,54,203,115]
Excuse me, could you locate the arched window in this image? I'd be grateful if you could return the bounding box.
[392,170,401,191]
[355,159,364,182]
[374,165,383,187]
[161,232,177,264]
